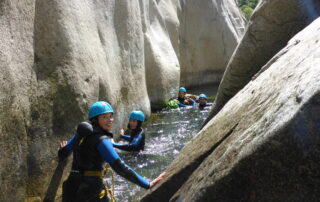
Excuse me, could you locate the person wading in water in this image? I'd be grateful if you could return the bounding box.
[58,101,166,202]
[113,110,146,152]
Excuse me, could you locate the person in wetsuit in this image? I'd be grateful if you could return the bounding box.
[198,94,210,110]
[58,101,166,202]
[177,87,196,108]
[113,110,145,152]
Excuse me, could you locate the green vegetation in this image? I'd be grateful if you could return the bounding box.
[237,0,260,20]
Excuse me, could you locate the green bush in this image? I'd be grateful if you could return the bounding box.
[238,0,259,19]
[241,5,254,20]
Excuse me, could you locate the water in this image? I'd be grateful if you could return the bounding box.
[106,86,217,202]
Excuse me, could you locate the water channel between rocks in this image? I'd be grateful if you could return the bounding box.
[107,85,218,202]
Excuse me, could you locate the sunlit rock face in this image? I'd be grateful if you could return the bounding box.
[141,0,180,110]
[0,0,245,201]
[0,0,35,201]
[177,0,245,87]
[141,17,320,202]
[144,0,245,109]
[204,0,320,126]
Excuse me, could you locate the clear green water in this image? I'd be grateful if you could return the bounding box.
[107,86,217,201]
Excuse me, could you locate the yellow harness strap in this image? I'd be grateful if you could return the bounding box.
[83,170,104,177]
[82,168,116,201]
[98,168,116,202]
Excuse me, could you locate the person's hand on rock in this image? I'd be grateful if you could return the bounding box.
[150,172,168,188]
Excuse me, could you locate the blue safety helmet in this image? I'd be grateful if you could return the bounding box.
[129,110,145,122]
[198,94,207,100]
[88,101,114,120]
[179,87,187,93]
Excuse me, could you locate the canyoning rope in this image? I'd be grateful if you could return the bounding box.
[99,167,116,202]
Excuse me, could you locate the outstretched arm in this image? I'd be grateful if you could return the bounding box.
[97,138,150,189]
[190,99,197,107]
[120,135,131,141]
[178,103,187,107]
[119,129,131,141]
[113,134,143,151]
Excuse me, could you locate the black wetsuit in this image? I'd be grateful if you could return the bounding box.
[177,96,186,104]
[58,122,150,202]
[199,103,212,110]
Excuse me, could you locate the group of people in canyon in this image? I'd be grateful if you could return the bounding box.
[57,86,210,201]
[168,86,210,110]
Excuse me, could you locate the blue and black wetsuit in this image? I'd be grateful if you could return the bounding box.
[198,103,212,110]
[113,128,145,152]
[58,122,149,202]
[177,96,196,108]
[177,96,185,104]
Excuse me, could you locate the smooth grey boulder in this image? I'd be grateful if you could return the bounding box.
[141,0,180,110]
[178,0,245,87]
[0,0,35,201]
[203,0,320,127]
[142,17,320,202]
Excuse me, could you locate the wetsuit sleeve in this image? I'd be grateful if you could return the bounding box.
[65,135,75,150]
[190,99,197,107]
[97,138,120,163]
[113,134,143,151]
[120,135,131,141]
[178,103,186,107]
[97,139,150,189]
[58,135,75,161]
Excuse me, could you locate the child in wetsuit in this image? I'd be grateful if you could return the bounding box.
[113,110,145,152]
[177,87,196,107]
[198,94,210,110]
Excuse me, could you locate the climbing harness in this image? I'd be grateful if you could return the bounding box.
[98,167,116,202]
[79,167,116,201]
